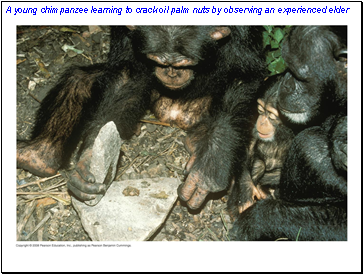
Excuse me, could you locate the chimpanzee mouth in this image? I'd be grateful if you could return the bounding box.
[163,82,189,90]
[257,131,274,141]
[279,106,310,124]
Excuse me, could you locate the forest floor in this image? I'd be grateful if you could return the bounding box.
[16,26,233,242]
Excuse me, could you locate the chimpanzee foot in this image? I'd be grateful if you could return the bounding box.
[238,200,255,214]
[17,140,60,177]
[238,185,268,214]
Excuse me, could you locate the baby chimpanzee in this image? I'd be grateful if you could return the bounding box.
[228,75,294,217]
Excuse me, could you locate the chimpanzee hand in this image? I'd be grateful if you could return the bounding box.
[330,116,347,172]
[178,155,210,209]
[178,133,231,209]
[65,148,106,201]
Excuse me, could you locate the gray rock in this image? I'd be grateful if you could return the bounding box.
[85,121,123,206]
[72,177,181,241]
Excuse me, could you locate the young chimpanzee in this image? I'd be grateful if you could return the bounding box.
[17,26,266,209]
[230,26,347,241]
[227,75,294,218]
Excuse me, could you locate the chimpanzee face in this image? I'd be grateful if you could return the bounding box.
[147,52,197,90]
[277,26,346,125]
[277,70,320,124]
[253,76,283,142]
[255,97,281,142]
[127,26,231,90]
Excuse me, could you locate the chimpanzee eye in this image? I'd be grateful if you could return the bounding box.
[158,64,169,69]
[269,112,277,120]
[257,105,264,114]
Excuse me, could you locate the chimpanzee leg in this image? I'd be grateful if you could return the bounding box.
[227,167,267,219]
[17,65,105,177]
[178,81,259,209]
[66,76,152,201]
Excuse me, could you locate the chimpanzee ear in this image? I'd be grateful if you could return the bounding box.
[126,25,137,31]
[210,27,231,40]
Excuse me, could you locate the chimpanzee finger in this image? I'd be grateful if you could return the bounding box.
[67,182,98,201]
[177,171,199,202]
[74,147,97,183]
[68,169,106,195]
[183,136,196,155]
[183,154,197,176]
[75,164,96,184]
[187,187,209,210]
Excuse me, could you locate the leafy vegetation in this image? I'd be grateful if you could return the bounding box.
[263,26,292,76]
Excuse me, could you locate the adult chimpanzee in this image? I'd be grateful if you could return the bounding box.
[230,26,347,241]
[278,26,347,174]
[227,75,295,218]
[17,26,266,209]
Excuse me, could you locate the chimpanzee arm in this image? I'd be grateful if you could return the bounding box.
[230,198,347,241]
[81,73,151,148]
[66,74,151,201]
[178,81,259,209]
[328,115,347,174]
[258,169,282,188]
[280,126,347,203]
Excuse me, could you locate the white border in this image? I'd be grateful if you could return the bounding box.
[2,1,361,272]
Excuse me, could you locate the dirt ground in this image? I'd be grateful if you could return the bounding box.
[16,26,233,242]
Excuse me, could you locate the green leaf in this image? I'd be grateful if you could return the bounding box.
[262,32,271,48]
[274,60,287,74]
[296,227,302,241]
[273,28,285,43]
[59,27,78,33]
[272,48,282,58]
[264,26,291,74]
[269,57,287,75]
[266,51,275,64]
[268,61,276,71]
[271,40,279,49]
[264,26,273,33]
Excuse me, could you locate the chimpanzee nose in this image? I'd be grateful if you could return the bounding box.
[167,67,178,78]
[283,72,295,92]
